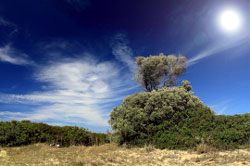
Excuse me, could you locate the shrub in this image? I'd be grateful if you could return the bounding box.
[109,81,250,150]
[0,121,109,147]
[211,114,250,149]
[109,81,212,148]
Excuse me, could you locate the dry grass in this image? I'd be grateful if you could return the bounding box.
[0,143,250,166]
[195,143,217,154]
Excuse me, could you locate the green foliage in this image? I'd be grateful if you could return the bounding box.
[211,114,250,149]
[0,121,109,147]
[109,81,206,146]
[135,53,186,91]
[109,81,250,150]
[89,132,109,146]
[152,107,215,149]
[0,120,49,146]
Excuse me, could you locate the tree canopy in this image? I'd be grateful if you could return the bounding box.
[135,53,186,91]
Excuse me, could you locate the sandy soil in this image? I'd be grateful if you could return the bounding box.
[0,143,250,166]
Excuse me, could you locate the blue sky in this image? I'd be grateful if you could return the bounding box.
[0,0,249,132]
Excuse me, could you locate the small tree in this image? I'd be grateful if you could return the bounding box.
[135,53,186,91]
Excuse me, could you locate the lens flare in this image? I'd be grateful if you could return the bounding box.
[218,9,242,32]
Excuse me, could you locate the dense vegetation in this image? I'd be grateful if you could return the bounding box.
[109,81,250,150]
[0,120,109,147]
[109,54,250,150]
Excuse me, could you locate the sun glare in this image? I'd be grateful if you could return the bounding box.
[218,9,242,33]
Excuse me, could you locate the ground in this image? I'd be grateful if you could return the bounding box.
[0,143,250,166]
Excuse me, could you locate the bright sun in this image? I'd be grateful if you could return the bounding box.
[218,9,242,33]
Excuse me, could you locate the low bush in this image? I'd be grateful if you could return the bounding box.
[0,120,109,147]
[211,114,250,149]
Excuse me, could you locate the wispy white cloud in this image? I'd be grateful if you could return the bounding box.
[210,99,233,115]
[0,53,137,127]
[0,111,25,117]
[111,33,137,71]
[187,33,249,66]
[0,45,35,66]
[40,39,80,51]
[0,17,18,35]
[0,17,13,26]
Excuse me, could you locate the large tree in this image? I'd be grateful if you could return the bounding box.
[135,53,186,91]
